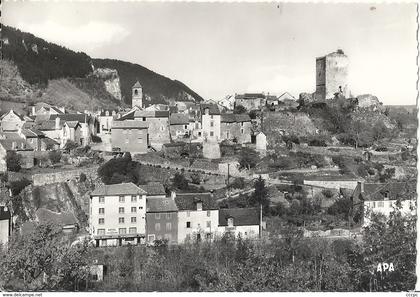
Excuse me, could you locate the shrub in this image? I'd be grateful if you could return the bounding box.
[91,135,102,143]
[308,138,327,147]
[63,140,79,152]
[231,177,245,189]
[79,173,87,182]
[238,147,260,170]
[48,150,62,164]
[233,105,247,114]
[173,172,189,190]
[191,173,201,185]
[6,151,21,172]
[9,178,31,196]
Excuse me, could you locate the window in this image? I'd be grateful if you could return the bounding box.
[99,208,105,214]
[119,228,126,234]
[166,222,172,231]
[137,138,142,143]
[164,234,172,241]
[210,115,214,119]
[226,132,230,138]
[99,218,105,225]
[206,221,211,228]
[97,229,105,235]
[378,201,384,208]
[155,213,160,219]
[228,218,234,227]
[210,131,214,137]
[155,223,161,231]
[210,121,214,127]
[119,207,124,214]
[384,192,389,200]
[196,202,202,211]
[206,210,211,217]
[131,217,137,223]
[131,207,137,213]
[372,202,376,208]
[186,234,191,241]
[125,139,129,144]
[119,196,125,203]
[131,195,137,202]
[129,227,137,234]
[143,117,146,121]
[241,128,244,134]
[99,196,105,203]
[186,222,191,228]
[119,217,125,224]
[128,129,132,135]
[184,125,188,129]
[166,213,171,219]
[148,234,155,242]
[160,126,164,131]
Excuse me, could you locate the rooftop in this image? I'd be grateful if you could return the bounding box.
[219,207,260,226]
[91,182,147,196]
[221,113,251,123]
[139,182,166,196]
[200,103,220,115]
[361,181,416,201]
[170,113,190,125]
[0,206,11,221]
[133,81,142,88]
[111,120,148,129]
[174,192,218,211]
[146,198,178,213]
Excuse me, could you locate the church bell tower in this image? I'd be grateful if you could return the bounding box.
[132,81,143,108]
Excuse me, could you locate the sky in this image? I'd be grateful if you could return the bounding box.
[3,1,418,105]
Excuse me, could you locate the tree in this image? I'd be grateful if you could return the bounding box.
[48,150,62,164]
[238,147,260,170]
[63,140,79,153]
[0,223,91,291]
[372,121,390,142]
[191,173,201,185]
[97,153,139,185]
[173,172,189,190]
[233,105,247,114]
[6,151,21,172]
[249,175,270,214]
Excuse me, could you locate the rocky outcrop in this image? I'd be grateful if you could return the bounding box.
[92,68,122,100]
[356,94,385,112]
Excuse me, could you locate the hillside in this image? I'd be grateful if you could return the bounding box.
[92,58,203,106]
[1,25,203,110]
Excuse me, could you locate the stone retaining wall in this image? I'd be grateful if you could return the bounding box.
[32,166,99,186]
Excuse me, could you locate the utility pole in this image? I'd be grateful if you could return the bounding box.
[259,203,263,239]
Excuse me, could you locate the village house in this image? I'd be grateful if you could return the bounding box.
[111,120,149,154]
[234,93,266,111]
[354,181,417,226]
[169,113,191,140]
[97,109,118,135]
[145,196,178,245]
[174,192,219,243]
[278,92,296,102]
[0,110,28,132]
[220,113,252,144]
[18,128,46,151]
[29,102,65,116]
[49,114,97,146]
[139,182,166,199]
[265,94,279,107]
[200,103,221,141]
[35,119,63,147]
[0,139,34,171]
[0,205,11,247]
[89,183,147,247]
[217,207,261,239]
[62,121,83,146]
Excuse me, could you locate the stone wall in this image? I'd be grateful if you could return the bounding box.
[303,179,360,190]
[32,165,99,186]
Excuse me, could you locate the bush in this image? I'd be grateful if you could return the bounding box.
[308,138,327,147]
[191,173,201,185]
[91,135,102,143]
[48,150,62,164]
[63,140,79,152]
[6,151,21,172]
[238,148,260,170]
[233,105,247,114]
[231,177,245,189]
[173,172,189,190]
[9,178,31,196]
[79,172,87,182]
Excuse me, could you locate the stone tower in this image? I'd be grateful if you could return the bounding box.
[132,81,143,108]
[315,49,349,100]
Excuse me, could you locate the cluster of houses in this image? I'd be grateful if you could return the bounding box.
[97,82,300,154]
[89,182,261,247]
[0,103,98,171]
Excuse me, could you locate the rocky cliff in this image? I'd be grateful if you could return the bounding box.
[92,67,122,100]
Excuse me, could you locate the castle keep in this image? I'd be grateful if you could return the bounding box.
[315,49,349,100]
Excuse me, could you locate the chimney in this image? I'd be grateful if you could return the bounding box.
[55,117,60,130]
[358,181,365,193]
[32,106,36,116]
[170,191,176,200]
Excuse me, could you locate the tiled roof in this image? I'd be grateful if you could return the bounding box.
[0,110,25,121]
[50,106,64,114]
[21,129,44,138]
[133,81,142,88]
[278,92,296,101]
[170,113,190,125]
[50,114,91,123]
[200,103,220,115]
[65,121,80,129]
[37,120,58,131]
[219,207,260,226]
[174,192,218,211]
[235,93,265,100]
[2,132,21,140]
[134,110,169,118]
[221,113,251,123]
[41,137,59,146]
[0,139,33,151]
[99,110,118,116]
[91,182,147,196]
[111,120,148,129]
[146,198,178,213]
[139,182,166,196]
[0,206,11,221]
[361,181,416,201]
